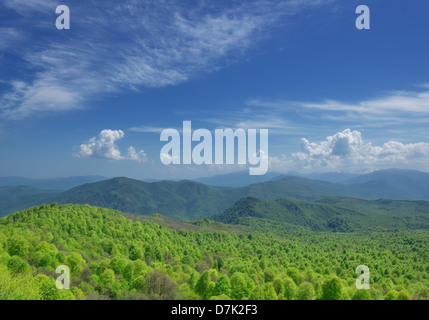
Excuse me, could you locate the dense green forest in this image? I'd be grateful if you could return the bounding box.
[1,203,428,300]
[212,197,429,234]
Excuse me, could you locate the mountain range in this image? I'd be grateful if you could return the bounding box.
[0,175,108,190]
[212,196,429,234]
[1,169,429,220]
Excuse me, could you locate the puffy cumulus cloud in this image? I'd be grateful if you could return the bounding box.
[75,129,147,163]
[290,129,429,172]
[127,146,147,163]
[160,152,180,165]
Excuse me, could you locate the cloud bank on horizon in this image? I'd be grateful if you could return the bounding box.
[284,129,429,173]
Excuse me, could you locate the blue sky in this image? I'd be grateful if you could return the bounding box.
[1,0,429,179]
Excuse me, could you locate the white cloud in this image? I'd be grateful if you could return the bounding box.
[1,80,83,119]
[2,0,57,14]
[160,152,179,165]
[245,99,291,109]
[302,88,429,115]
[75,129,147,163]
[288,129,429,172]
[0,0,332,119]
[0,28,25,50]
[129,126,171,133]
[204,105,308,135]
[127,146,147,163]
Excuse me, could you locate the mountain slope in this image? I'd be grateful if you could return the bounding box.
[317,196,429,230]
[195,171,283,187]
[0,186,59,218]
[212,197,363,232]
[238,175,409,201]
[54,177,239,220]
[1,203,428,300]
[281,171,360,183]
[213,196,429,234]
[1,169,429,219]
[52,176,384,219]
[344,169,429,200]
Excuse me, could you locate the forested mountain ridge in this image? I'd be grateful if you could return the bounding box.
[212,197,361,233]
[2,170,429,219]
[0,203,428,300]
[53,177,239,221]
[0,186,60,217]
[212,196,429,234]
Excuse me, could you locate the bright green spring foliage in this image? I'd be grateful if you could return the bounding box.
[0,203,428,300]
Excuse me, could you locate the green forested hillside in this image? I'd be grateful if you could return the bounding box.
[213,197,429,234]
[0,203,428,300]
[212,197,362,233]
[0,186,60,217]
[317,196,429,216]
[53,178,240,221]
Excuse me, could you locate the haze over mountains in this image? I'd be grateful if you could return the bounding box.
[0,175,108,190]
[1,169,429,220]
[344,169,429,200]
[194,171,283,187]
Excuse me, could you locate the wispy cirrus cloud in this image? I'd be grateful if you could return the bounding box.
[0,0,331,120]
[203,101,310,135]
[2,0,58,14]
[0,28,25,50]
[302,87,429,115]
[244,85,429,128]
[247,86,429,116]
[129,126,169,134]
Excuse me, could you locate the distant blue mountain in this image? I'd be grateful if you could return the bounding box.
[1,168,429,219]
[285,171,360,183]
[195,170,361,187]
[195,171,283,187]
[0,175,109,191]
[344,168,429,200]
